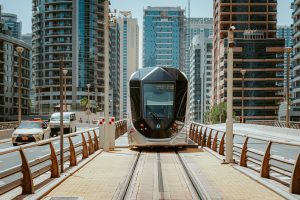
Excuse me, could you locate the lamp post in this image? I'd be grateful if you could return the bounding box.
[63,69,68,112]
[285,47,292,128]
[225,26,235,163]
[16,47,24,124]
[87,83,91,124]
[59,56,64,173]
[240,69,246,123]
[197,99,200,123]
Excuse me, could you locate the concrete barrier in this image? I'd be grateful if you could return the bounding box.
[0,129,13,140]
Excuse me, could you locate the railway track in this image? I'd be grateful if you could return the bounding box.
[117,148,208,200]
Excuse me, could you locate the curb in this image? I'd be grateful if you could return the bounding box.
[23,149,104,200]
[204,147,300,200]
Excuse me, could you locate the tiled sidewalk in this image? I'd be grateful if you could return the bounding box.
[43,149,138,200]
[180,148,285,200]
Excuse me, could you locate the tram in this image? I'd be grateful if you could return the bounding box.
[128,67,189,147]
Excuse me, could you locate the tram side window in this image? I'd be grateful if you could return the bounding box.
[130,87,141,119]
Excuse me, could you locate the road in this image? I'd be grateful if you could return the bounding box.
[0,125,99,188]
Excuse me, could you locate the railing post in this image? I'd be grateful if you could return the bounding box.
[93,130,99,151]
[81,133,89,159]
[240,137,249,167]
[189,123,194,139]
[219,132,225,156]
[87,131,94,155]
[212,131,219,152]
[198,126,203,146]
[201,127,207,148]
[49,142,60,177]
[68,136,77,166]
[290,153,300,194]
[194,125,199,142]
[207,129,212,148]
[19,148,34,194]
[260,141,272,178]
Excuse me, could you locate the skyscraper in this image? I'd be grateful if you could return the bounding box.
[32,0,105,113]
[109,18,121,120]
[292,1,300,109]
[184,18,213,79]
[1,13,21,39]
[143,7,185,69]
[117,11,139,119]
[189,34,212,123]
[213,0,285,121]
[0,16,30,121]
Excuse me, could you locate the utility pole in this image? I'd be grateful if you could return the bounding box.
[225,26,235,163]
[59,56,64,173]
[285,47,292,128]
[104,0,110,152]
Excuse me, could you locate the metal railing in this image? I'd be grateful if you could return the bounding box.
[247,120,300,129]
[115,120,128,140]
[0,119,128,196]
[188,122,300,195]
[0,122,18,130]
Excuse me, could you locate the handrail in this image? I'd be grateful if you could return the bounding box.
[0,119,128,197]
[188,122,300,195]
[247,120,300,129]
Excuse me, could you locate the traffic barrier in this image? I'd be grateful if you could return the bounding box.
[0,127,99,196]
[188,122,300,195]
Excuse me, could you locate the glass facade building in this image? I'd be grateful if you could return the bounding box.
[184,18,213,79]
[143,7,185,69]
[213,0,285,121]
[32,0,105,113]
[1,13,21,39]
[189,34,212,123]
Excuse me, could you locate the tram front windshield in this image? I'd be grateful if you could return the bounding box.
[143,83,174,119]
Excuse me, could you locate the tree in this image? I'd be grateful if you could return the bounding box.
[207,102,229,124]
[80,97,88,111]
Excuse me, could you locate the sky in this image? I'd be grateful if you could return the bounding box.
[0,0,294,65]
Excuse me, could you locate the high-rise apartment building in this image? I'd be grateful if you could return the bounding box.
[1,13,21,39]
[32,0,105,113]
[213,0,285,121]
[0,19,31,121]
[184,18,213,79]
[117,11,139,119]
[109,19,120,120]
[189,34,212,123]
[292,1,300,110]
[143,7,185,69]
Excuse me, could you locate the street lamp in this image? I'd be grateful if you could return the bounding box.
[16,47,24,124]
[87,84,91,123]
[63,69,68,112]
[225,26,235,163]
[285,47,292,128]
[197,99,200,123]
[240,69,247,123]
[59,56,64,173]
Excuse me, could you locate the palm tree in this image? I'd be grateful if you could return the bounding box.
[80,97,88,111]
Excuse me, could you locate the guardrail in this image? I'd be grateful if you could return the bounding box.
[115,120,127,139]
[247,120,300,129]
[0,119,128,197]
[0,122,18,130]
[188,122,300,195]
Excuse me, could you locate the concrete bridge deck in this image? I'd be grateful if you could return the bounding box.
[24,136,288,200]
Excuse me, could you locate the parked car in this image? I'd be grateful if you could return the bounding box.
[12,120,51,146]
[49,112,77,137]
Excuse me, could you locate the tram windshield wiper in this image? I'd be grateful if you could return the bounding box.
[150,111,161,123]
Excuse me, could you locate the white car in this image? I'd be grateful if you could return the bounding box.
[12,121,51,146]
[49,112,77,137]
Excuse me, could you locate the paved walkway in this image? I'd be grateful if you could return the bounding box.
[43,149,138,200]
[180,148,285,200]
